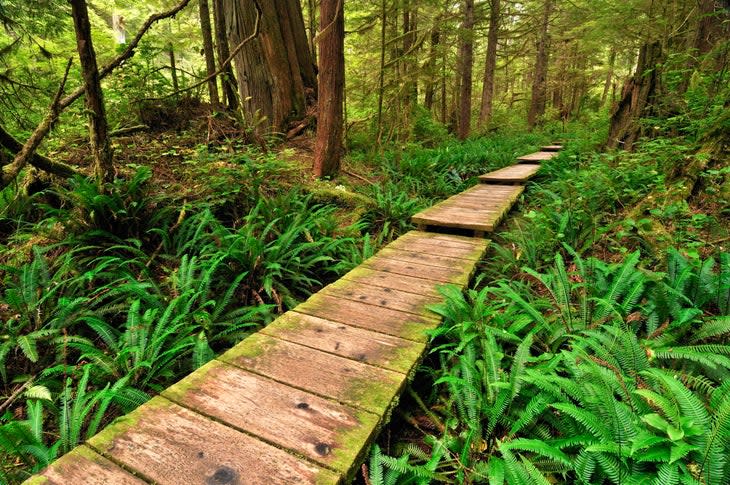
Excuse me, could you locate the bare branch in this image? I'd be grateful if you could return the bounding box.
[1,59,74,188]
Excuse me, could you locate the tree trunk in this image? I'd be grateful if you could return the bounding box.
[606,41,663,150]
[424,24,440,112]
[601,47,616,106]
[70,0,114,185]
[224,0,314,133]
[168,42,180,93]
[376,0,387,144]
[478,0,500,129]
[212,0,239,110]
[457,0,475,139]
[199,0,220,107]
[313,0,344,178]
[527,0,552,129]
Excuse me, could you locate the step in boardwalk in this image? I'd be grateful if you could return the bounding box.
[27,145,562,485]
[478,163,541,184]
[25,231,489,485]
[517,151,559,163]
[411,184,524,236]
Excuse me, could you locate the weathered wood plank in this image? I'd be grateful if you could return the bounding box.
[321,278,442,318]
[516,151,558,162]
[162,359,380,477]
[87,396,339,485]
[219,333,407,415]
[396,230,486,249]
[376,247,479,271]
[478,164,541,183]
[341,266,442,297]
[540,145,563,151]
[261,311,425,373]
[385,237,486,261]
[295,292,438,341]
[23,446,147,485]
[411,185,523,233]
[360,255,472,285]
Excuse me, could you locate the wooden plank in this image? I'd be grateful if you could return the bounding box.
[516,151,558,162]
[540,145,563,151]
[295,292,439,341]
[361,255,472,286]
[219,333,407,415]
[87,396,339,485]
[478,164,540,183]
[162,359,380,477]
[341,266,442,297]
[385,235,487,261]
[23,446,147,485]
[261,311,426,373]
[376,247,480,271]
[396,230,486,249]
[411,185,523,233]
[321,278,442,318]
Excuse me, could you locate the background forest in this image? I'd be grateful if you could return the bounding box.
[1,0,729,483]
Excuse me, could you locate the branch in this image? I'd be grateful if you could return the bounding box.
[1,59,73,189]
[58,0,193,110]
[151,2,261,100]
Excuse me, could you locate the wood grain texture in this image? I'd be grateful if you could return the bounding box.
[321,278,441,318]
[295,292,439,341]
[23,446,147,485]
[261,311,426,373]
[360,255,472,285]
[219,333,407,415]
[162,359,379,476]
[87,397,339,485]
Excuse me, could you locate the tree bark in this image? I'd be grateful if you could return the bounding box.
[212,0,239,110]
[313,0,344,178]
[527,0,552,129]
[606,41,663,150]
[424,24,440,112]
[224,0,314,133]
[70,0,114,186]
[478,0,500,129]
[376,0,387,144]
[199,0,220,106]
[457,0,475,139]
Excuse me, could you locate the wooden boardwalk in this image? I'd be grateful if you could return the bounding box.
[478,163,541,184]
[540,144,563,152]
[26,146,561,485]
[411,184,524,236]
[517,151,558,163]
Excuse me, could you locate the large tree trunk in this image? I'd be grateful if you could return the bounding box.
[224,0,315,134]
[527,0,552,129]
[199,0,220,107]
[606,41,663,150]
[478,0,500,129]
[212,0,239,110]
[70,0,114,185]
[457,0,475,139]
[313,0,344,178]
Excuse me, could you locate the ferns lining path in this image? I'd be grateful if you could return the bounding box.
[24,148,561,485]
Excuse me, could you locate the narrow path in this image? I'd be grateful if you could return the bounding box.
[25,146,561,485]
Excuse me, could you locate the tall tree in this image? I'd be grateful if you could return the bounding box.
[313,0,344,178]
[70,0,113,185]
[199,0,220,106]
[527,0,552,129]
[478,0,500,129]
[457,0,475,139]
[224,0,315,133]
[212,0,239,110]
